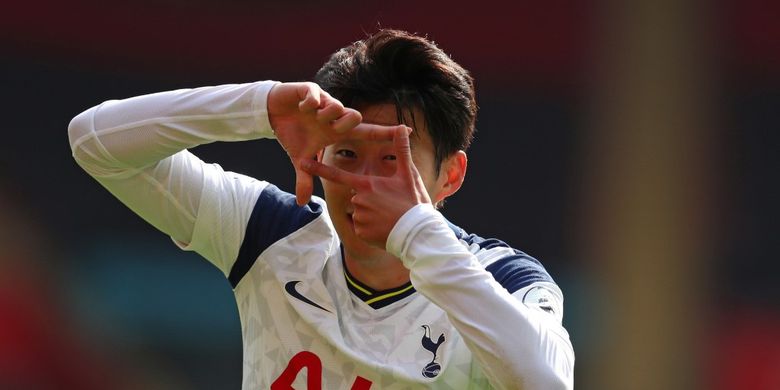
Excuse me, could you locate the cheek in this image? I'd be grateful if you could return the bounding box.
[319,149,333,164]
[320,179,338,197]
[424,176,442,198]
[411,152,436,181]
[320,177,351,205]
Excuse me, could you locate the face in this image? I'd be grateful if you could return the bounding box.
[319,103,448,260]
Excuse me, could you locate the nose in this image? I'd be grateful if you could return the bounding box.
[355,160,386,177]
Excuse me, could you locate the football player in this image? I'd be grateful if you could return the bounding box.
[69,29,574,389]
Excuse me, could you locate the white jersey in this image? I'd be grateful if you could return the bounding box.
[68,82,574,389]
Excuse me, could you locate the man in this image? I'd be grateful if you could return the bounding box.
[69,29,574,389]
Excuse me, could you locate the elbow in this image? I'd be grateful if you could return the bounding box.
[68,111,99,174]
[530,352,574,390]
[490,358,573,390]
[534,322,575,389]
[68,109,92,156]
[504,347,573,390]
[67,106,122,177]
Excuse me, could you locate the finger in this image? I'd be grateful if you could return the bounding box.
[319,89,334,101]
[331,109,362,134]
[298,84,321,113]
[318,89,342,110]
[316,100,345,123]
[294,163,314,206]
[394,126,414,167]
[345,123,406,142]
[300,159,367,189]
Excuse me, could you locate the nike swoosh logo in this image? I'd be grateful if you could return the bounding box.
[285,281,331,313]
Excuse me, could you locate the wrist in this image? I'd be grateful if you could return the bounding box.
[386,203,439,263]
[256,81,281,138]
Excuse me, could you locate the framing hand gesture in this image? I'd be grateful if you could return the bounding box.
[268,82,401,206]
[301,126,432,248]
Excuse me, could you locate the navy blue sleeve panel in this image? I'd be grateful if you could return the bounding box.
[228,184,323,288]
[484,254,554,294]
[446,220,554,294]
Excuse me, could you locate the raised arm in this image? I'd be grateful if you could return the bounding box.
[68,81,364,274]
[387,207,575,389]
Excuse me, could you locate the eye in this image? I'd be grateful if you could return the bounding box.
[383,155,397,161]
[336,149,357,158]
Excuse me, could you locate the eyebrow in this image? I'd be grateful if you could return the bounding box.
[333,136,419,152]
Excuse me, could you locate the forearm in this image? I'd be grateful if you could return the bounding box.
[68,81,278,177]
[387,205,575,389]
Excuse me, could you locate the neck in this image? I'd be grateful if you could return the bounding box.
[342,247,410,291]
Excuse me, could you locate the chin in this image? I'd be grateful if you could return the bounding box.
[336,226,383,259]
[328,203,381,257]
[340,232,374,256]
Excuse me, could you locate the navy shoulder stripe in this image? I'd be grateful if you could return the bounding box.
[228,184,323,288]
[447,220,554,294]
[485,254,553,294]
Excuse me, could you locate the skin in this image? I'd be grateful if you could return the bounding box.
[268,82,467,290]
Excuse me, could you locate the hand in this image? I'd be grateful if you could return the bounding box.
[267,82,362,205]
[300,126,431,248]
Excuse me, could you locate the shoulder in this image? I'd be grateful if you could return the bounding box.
[228,184,328,287]
[447,221,567,321]
[244,184,326,246]
[252,184,326,223]
[446,221,556,295]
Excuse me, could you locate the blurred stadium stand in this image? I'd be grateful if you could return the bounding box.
[1,1,778,389]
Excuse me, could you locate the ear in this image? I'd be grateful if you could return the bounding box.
[433,151,467,204]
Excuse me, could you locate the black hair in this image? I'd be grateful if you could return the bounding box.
[314,29,477,174]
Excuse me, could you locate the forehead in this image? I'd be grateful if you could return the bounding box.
[356,103,433,147]
[359,103,416,126]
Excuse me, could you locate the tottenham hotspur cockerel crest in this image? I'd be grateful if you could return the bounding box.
[420,325,446,378]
